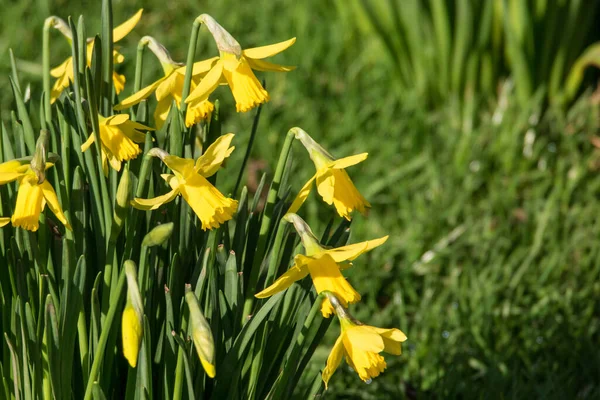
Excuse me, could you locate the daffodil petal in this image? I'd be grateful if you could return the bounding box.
[155,72,179,102]
[287,174,316,214]
[344,326,385,353]
[131,188,179,210]
[328,153,368,169]
[246,58,296,72]
[113,9,143,43]
[0,161,28,184]
[307,254,361,311]
[41,180,71,230]
[0,217,10,227]
[370,327,407,355]
[104,114,130,125]
[153,98,172,131]
[11,176,44,232]
[185,61,224,104]
[80,134,96,152]
[175,57,220,77]
[322,236,389,263]
[114,77,166,110]
[322,335,344,390]
[178,175,237,230]
[254,264,309,298]
[243,37,296,59]
[194,133,235,177]
[163,155,195,177]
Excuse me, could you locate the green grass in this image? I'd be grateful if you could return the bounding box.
[2,0,600,398]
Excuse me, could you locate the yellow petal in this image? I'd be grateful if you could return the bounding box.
[131,188,179,211]
[122,306,143,367]
[155,71,179,102]
[328,153,368,169]
[163,155,195,178]
[178,174,237,230]
[194,133,235,177]
[222,58,269,112]
[287,174,316,214]
[321,236,389,263]
[0,217,10,227]
[175,57,220,77]
[370,327,407,355]
[344,326,385,353]
[80,134,96,152]
[185,61,224,104]
[243,38,296,59]
[0,160,28,184]
[104,114,131,125]
[114,77,166,110]
[113,9,143,43]
[113,71,126,94]
[185,99,214,127]
[99,125,142,163]
[11,175,44,232]
[322,335,344,390]
[41,180,71,230]
[246,58,296,72]
[50,57,72,78]
[153,98,172,131]
[254,263,309,298]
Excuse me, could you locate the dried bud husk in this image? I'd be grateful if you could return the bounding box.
[284,213,324,256]
[30,130,49,184]
[198,14,242,58]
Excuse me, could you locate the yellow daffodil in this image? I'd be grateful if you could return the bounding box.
[50,10,143,103]
[185,14,295,113]
[114,36,216,129]
[0,133,71,232]
[81,114,153,175]
[0,217,10,227]
[321,293,407,388]
[288,127,371,220]
[131,134,238,230]
[122,261,144,368]
[185,285,216,378]
[255,213,387,317]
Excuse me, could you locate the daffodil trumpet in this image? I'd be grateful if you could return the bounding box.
[321,292,407,388]
[48,9,143,103]
[255,213,388,317]
[184,14,296,113]
[114,36,216,129]
[130,133,238,230]
[287,127,371,220]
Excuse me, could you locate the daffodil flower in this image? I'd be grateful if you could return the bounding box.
[288,127,371,220]
[185,14,295,113]
[131,134,238,230]
[114,36,216,129]
[255,213,387,317]
[0,160,71,232]
[81,114,153,175]
[50,9,143,103]
[321,292,407,388]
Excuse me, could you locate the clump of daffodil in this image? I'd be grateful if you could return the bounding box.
[81,113,153,175]
[288,127,371,220]
[122,261,144,368]
[48,10,143,103]
[255,213,387,317]
[114,36,216,129]
[322,292,407,388]
[0,131,71,232]
[131,134,238,230]
[184,14,296,113]
[185,285,216,378]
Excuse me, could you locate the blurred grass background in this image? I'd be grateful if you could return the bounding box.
[3,0,600,398]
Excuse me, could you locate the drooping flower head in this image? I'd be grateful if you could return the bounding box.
[114,36,215,129]
[321,292,407,388]
[185,14,296,113]
[0,131,71,232]
[131,134,238,230]
[255,213,387,317]
[122,261,144,368]
[81,114,153,175]
[288,127,371,220]
[48,10,143,103]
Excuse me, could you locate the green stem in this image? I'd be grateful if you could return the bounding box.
[241,130,295,323]
[233,97,264,197]
[264,218,289,288]
[101,0,113,115]
[134,40,147,93]
[180,18,202,115]
[83,262,128,400]
[42,19,52,123]
[172,313,189,400]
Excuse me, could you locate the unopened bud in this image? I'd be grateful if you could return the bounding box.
[122,260,143,368]
[141,222,174,247]
[185,284,216,378]
[111,167,131,239]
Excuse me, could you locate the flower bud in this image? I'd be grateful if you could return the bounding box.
[184,284,216,378]
[111,167,131,239]
[30,130,49,184]
[122,261,144,367]
[141,222,174,247]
